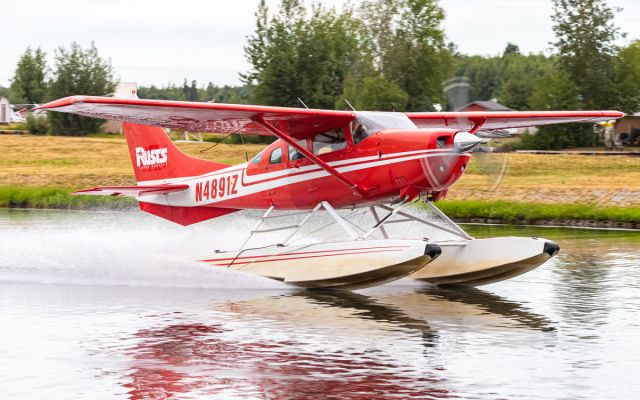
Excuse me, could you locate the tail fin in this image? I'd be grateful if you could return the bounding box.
[123,122,229,183]
[123,122,239,225]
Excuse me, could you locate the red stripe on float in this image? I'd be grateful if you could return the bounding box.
[206,248,405,266]
[199,245,410,263]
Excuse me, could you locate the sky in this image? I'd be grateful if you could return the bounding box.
[2,0,639,88]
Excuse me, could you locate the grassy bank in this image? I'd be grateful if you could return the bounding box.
[0,186,134,209]
[436,200,640,225]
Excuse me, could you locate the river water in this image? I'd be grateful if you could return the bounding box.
[1,209,639,399]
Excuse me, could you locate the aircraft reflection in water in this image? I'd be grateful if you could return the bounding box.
[123,285,554,399]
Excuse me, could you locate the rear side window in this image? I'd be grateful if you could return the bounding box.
[250,150,262,164]
[269,147,283,164]
[313,129,346,154]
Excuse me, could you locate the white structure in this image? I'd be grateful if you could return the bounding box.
[0,97,11,124]
[103,82,138,133]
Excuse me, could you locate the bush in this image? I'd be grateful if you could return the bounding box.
[203,134,276,145]
[510,124,600,150]
[0,186,134,209]
[26,114,49,135]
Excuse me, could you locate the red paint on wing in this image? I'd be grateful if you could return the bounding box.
[36,96,355,138]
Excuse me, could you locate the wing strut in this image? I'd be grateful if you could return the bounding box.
[469,117,487,134]
[253,115,367,197]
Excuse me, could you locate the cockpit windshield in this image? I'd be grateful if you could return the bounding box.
[351,112,416,144]
[355,112,417,131]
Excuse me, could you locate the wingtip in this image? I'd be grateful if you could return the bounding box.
[602,110,625,118]
[34,95,87,111]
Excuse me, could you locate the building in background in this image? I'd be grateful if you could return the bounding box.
[456,100,512,112]
[615,113,640,146]
[0,97,11,124]
[103,82,138,134]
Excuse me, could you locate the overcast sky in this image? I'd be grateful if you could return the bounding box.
[2,0,639,88]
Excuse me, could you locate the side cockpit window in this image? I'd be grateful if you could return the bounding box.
[351,121,370,145]
[313,129,346,155]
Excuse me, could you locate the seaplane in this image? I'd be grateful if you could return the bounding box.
[36,94,623,290]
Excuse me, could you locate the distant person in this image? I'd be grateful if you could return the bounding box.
[602,120,622,150]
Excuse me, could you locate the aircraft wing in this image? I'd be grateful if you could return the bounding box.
[37,96,623,136]
[406,110,624,132]
[73,184,189,197]
[36,96,355,139]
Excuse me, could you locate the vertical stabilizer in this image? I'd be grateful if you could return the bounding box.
[123,122,229,183]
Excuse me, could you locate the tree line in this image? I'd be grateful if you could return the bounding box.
[241,0,640,149]
[4,43,116,135]
[3,0,640,148]
[2,43,252,135]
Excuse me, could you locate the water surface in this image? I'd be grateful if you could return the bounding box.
[1,209,639,399]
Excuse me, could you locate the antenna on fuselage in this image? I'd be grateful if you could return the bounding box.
[297,98,309,109]
[344,99,357,112]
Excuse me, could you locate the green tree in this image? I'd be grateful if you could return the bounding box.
[0,86,11,99]
[551,0,621,109]
[243,0,361,108]
[516,0,622,149]
[358,0,398,76]
[182,79,199,101]
[452,55,502,103]
[206,82,216,101]
[521,69,591,149]
[615,40,640,113]
[138,82,252,104]
[48,42,117,135]
[529,69,580,112]
[498,53,552,110]
[356,76,409,110]
[242,0,305,106]
[138,83,186,100]
[10,47,48,104]
[356,0,451,111]
[335,57,376,110]
[503,43,520,57]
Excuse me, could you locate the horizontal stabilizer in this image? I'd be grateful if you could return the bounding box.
[73,184,189,197]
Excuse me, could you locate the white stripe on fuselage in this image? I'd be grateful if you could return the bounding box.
[139,148,448,186]
[139,149,463,207]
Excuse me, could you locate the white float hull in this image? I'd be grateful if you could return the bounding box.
[195,239,441,290]
[410,237,559,286]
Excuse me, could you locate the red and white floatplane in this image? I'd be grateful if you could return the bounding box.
[36,95,623,289]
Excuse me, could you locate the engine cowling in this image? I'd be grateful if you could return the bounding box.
[374,128,473,200]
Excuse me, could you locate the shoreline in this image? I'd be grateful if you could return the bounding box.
[2,186,638,230]
[454,218,640,230]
